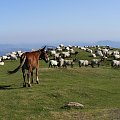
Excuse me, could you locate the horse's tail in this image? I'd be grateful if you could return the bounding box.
[8,56,26,74]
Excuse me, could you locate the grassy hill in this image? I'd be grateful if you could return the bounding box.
[0,47,120,120]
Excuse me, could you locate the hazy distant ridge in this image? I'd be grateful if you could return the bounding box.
[0,40,120,56]
[95,40,120,48]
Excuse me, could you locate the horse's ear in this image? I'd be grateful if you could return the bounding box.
[40,46,46,51]
[43,46,46,50]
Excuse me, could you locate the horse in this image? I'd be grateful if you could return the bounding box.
[8,46,49,87]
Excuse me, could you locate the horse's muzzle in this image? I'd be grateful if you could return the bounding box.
[45,57,49,63]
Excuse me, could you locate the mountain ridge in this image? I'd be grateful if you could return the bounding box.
[0,40,120,56]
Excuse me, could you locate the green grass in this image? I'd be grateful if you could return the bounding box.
[0,59,120,120]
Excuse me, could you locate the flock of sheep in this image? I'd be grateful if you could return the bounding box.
[0,44,120,68]
[0,50,23,65]
[47,44,120,68]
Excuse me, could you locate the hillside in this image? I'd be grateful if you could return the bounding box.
[0,60,120,119]
[0,45,120,119]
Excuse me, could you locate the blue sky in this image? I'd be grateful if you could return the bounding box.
[0,0,120,45]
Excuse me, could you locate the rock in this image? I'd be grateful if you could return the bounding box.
[63,102,84,109]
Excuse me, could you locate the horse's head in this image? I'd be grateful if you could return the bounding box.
[39,46,49,63]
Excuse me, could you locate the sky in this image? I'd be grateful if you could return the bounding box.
[0,0,120,46]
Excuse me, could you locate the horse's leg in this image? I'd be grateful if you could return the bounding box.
[27,72,31,87]
[36,68,39,84]
[22,68,26,87]
[31,70,34,84]
[27,68,32,87]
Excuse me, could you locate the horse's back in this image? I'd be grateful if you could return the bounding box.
[20,51,40,69]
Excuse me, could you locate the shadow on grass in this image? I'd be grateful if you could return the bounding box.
[0,85,13,90]
[0,84,24,90]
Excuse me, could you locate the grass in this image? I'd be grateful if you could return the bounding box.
[0,47,120,120]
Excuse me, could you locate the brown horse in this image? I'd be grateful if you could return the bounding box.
[8,46,49,87]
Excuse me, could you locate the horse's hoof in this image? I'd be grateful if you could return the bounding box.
[23,84,26,87]
[28,84,31,87]
[36,81,39,84]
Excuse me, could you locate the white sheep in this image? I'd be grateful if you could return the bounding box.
[91,53,96,58]
[59,57,64,67]
[79,60,89,67]
[95,50,103,57]
[2,56,8,60]
[86,48,93,53]
[49,60,58,68]
[56,46,62,52]
[54,53,60,60]
[112,50,119,55]
[111,60,120,68]
[59,44,64,47]
[0,57,2,61]
[0,61,4,65]
[10,54,17,60]
[50,50,56,56]
[114,54,120,59]
[80,47,86,51]
[90,59,102,68]
[64,59,76,68]
[102,48,108,55]
[61,51,70,58]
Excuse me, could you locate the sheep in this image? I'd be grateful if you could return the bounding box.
[59,57,64,67]
[114,54,120,60]
[50,50,56,56]
[95,50,103,57]
[63,59,76,68]
[17,51,23,57]
[79,60,89,67]
[90,53,96,58]
[90,59,102,68]
[54,53,60,60]
[86,48,93,53]
[65,47,70,51]
[0,57,2,61]
[112,50,119,56]
[69,48,75,53]
[11,51,16,55]
[0,61,4,66]
[59,44,64,47]
[80,47,86,51]
[111,60,120,68]
[2,55,8,60]
[9,54,18,60]
[0,57,4,65]
[106,50,112,57]
[102,48,108,56]
[56,46,62,52]
[61,51,70,58]
[49,60,59,68]
[70,51,79,57]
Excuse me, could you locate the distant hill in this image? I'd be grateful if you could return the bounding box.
[0,40,120,56]
[59,40,120,48]
[94,40,120,48]
[0,44,55,56]
[0,44,31,56]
